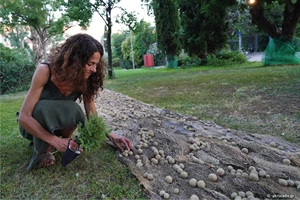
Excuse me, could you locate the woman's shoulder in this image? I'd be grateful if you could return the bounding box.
[36,63,51,74]
[32,63,51,85]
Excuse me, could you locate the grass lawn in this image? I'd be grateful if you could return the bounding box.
[105,62,300,143]
[0,93,147,199]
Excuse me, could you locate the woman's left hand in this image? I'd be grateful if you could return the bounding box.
[108,132,132,152]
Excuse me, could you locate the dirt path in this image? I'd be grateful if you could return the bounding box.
[94,89,300,200]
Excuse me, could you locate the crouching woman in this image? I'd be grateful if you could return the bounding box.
[18,33,131,171]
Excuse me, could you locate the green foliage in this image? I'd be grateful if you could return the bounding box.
[179,0,235,59]
[153,0,181,57]
[115,10,138,30]
[227,7,258,38]
[181,56,202,68]
[147,42,166,66]
[0,26,30,48]
[0,44,35,94]
[133,20,156,66]
[119,20,157,68]
[207,50,247,66]
[112,32,128,59]
[120,59,134,69]
[0,0,73,61]
[263,0,284,26]
[112,57,122,68]
[121,36,139,68]
[295,23,300,38]
[64,0,93,28]
[248,0,300,39]
[77,114,107,151]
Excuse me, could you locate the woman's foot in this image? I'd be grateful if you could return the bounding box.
[38,152,56,167]
[38,145,56,167]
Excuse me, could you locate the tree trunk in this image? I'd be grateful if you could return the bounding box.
[281,0,300,40]
[30,28,43,66]
[40,33,47,62]
[107,25,113,78]
[250,0,300,40]
[250,1,281,38]
[106,9,113,78]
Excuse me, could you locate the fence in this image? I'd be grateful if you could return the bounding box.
[228,34,262,53]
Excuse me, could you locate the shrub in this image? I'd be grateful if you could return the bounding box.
[0,44,35,94]
[207,50,247,66]
[153,53,166,66]
[120,59,136,69]
[181,56,202,68]
[112,57,121,68]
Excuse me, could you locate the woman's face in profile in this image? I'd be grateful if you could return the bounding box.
[84,52,101,79]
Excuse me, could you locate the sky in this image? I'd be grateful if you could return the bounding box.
[65,0,155,41]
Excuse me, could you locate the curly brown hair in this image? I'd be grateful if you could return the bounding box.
[48,33,105,101]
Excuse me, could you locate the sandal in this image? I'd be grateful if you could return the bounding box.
[37,152,56,167]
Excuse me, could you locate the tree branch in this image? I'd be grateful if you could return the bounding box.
[249,2,282,38]
[92,4,108,26]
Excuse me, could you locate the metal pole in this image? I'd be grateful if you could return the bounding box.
[239,35,242,52]
[130,30,135,69]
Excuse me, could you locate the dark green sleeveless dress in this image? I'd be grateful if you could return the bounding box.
[19,64,85,171]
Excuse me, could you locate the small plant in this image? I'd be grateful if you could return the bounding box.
[181,56,202,68]
[76,114,110,151]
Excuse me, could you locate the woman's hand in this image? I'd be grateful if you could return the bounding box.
[108,133,132,152]
[51,137,82,153]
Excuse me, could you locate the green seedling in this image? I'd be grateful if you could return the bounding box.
[76,114,109,151]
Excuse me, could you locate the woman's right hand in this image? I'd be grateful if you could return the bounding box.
[52,137,82,153]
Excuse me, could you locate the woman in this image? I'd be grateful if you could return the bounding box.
[18,33,132,171]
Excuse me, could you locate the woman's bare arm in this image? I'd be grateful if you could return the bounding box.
[83,95,97,119]
[18,65,68,152]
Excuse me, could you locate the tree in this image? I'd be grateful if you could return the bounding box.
[248,0,300,40]
[0,0,73,64]
[178,0,236,60]
[245,0,300,64]
[0,26,29,48]
[227,1,287,52]
[112,31,128,59]
[227,7,259,39]
[66,0,137,78]
[133,19,156,66]
[121,36,140,67]
[120,20,156,68]
[152,0,181,68]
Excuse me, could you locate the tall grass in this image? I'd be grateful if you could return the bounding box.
[106,63,300,143]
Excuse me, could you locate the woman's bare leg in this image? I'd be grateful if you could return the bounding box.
[40,125,77,167]
[60,125,77,138]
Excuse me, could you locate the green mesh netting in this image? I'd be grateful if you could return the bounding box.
[262,37,300,65]
[166,55,178,69]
